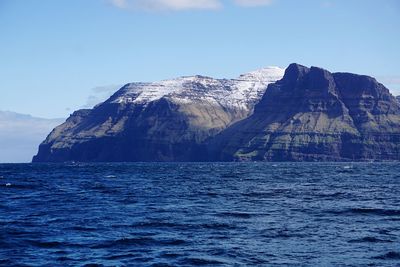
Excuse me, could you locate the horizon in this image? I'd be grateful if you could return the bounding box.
[1,1,400,264]
[1,0,400,163]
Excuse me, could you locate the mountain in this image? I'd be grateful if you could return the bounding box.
[32,67,284,162]
[211,64,400,161]
[32,64,400,162]
[0,111,64,163]
[397,95,400,103]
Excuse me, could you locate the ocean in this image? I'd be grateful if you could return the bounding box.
[1,163,400,266]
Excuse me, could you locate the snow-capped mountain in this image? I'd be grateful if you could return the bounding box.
[33,67,284,162]
[109,66,284,111]
[212,64,400,161]
[32,64,400,162]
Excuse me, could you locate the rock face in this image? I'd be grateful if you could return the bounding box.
[212,64,400,161]
[32,67,284,162]
[33,64,400,162]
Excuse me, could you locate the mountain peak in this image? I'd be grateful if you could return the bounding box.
[215,64,400,161]
[238,66,284,81]
[109,67,284,107]
[33,64,284,162]
[283,63,309,82]
[33,63,400,162]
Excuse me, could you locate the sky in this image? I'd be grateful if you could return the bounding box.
[0,0,399,119]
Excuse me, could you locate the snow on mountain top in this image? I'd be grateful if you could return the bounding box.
[111,66,285,109]
[237,66,285,80]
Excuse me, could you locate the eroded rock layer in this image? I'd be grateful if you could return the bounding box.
[212,64,400,161]
[33,67,284,162]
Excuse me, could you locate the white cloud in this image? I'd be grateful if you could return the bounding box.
[321,1,334,8]
[108,0,278,11]
[83,84,122,108]
[109,0,222,11]
[110,0,128,8]
[233,0,274,7]
[378,76,400,85]
[377,75,400,95]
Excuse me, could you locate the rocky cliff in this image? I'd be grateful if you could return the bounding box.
[33,64,400,162]
[32,67,284,162]
[211,64,400,161]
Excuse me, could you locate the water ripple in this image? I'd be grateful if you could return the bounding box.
[1,162,400,266]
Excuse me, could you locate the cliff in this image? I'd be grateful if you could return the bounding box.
[211,64,400,161]
[33,64,400,162]
[33,67,284,162]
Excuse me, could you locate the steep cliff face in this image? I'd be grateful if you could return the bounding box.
[33,67,284,162]
[32,64,400,162]
[212,64,400,161]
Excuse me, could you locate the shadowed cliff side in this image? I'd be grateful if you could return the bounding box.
[33,68,283,162]
[210,64,400,161]
[33,64,400,162]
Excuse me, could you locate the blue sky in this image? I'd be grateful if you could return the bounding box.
[1,0,399,118]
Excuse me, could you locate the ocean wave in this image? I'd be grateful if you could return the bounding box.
[373,251,400,260]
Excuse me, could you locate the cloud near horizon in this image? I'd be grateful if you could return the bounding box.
[0,111,64,163]
[109,0,274,11]
[377,75,400,95]
[83,84,122,108]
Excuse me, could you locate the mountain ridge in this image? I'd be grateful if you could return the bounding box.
[32,64,400,162]
[33,67,284,162]
[211,63,400,161]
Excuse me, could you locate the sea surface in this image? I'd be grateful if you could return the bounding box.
[1,163,400,266]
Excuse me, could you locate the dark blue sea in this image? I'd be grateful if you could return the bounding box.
[1,163,400,266]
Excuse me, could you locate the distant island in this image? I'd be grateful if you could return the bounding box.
[33,63,400,162]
